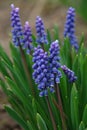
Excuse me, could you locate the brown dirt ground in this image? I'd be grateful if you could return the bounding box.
[0,0,87,130]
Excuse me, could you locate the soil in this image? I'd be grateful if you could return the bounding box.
[0,0,87,130]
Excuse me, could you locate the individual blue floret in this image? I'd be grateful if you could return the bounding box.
[64,7,79,50]
[10,4,23,46]
[32,46,54,97]
[61,65,77,82]
[35,16,48,44]
[23,21,33,54]
[49,40,62,86]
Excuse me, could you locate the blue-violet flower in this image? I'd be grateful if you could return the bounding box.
[10,4,23,46]
[61,65,77,82]
[23,21,33,54]
[32,46,54,97]
[49,40,62,86]
[35,16,48,44]
[64,7,79,50]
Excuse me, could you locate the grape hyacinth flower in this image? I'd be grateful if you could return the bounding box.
[10,4,23,46]
[32,46,54,97]
[61,65,77,82]
[23,21,33,54]
[35,16,48,44]
[64,7,79,50]
[49,40,62,86]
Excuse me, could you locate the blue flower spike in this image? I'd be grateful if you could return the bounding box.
[23,21,33,54]
[64,7,79,50]
[49,40,62,86]
[32,46,54,97]
[10,4,23,46]
[35,16,48,44]
[61,65,77,83]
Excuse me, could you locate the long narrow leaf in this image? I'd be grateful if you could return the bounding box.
[71,84,79,130]
[36,113,48,130]
[5,106,29,130]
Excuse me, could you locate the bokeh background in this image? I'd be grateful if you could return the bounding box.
[0,0,87,129]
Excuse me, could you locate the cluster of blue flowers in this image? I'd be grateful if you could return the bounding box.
[23,21,33,54]
[32,41,77,96]
[49,40,62,85]
[61,65,77,82]
[10,4,47,53]
[35,16,48,44]
[11,4,23,46]
[32,40,62,97]
[32,46,51,97]
[64,7,79,50]
[10,4,77,97]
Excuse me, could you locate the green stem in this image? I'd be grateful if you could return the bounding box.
[55,83,67,130]
[19,46,35,96]
[41,43,45,51]
[46,96,57,130]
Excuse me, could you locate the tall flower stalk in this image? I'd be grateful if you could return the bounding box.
[46,97,57,130]
[64,7,79,50]
[35,16,48,50]
[10,4,23,46]
[23,21,33,54]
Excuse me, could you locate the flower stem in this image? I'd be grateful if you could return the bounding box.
[19,46,35,96]
[55,83,67,130]
[46,96,57,130]
[41,43,45,51]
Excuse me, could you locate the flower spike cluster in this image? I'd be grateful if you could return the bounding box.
[49,40,62,86]
[10,4,23,46]
[61,65,77,82]
[35,16,48,44]
[64,7,79,50]
[10,4,78,97]
[32,46,54,97]
[23,21,33,54]
[32,40,62,96]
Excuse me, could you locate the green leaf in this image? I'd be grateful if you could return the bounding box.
[47,29,52,44]
[12,65,30,94]
[0,59,10,77]
[72,54,78,73]
[8,94,26,120]
[47,89,61,128]
[57,125,62,130]
[0,45,12,66]
[79,43,85,54]
[79,121,85,130]
[32,98,37,116]
[81,55,87,106]
[53,25,59,42]
[60,38,72,67]
[36,113,48,130]
[5,106,29,130]
[35,99,51,129]
[82,104,87,127]
[71,84,79,130]
[27,121,34,130]
[0,78,9,95]
[10,43,30,81]
[79,33,84,48]
[5,76,28,103]
[32,34,37,47]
